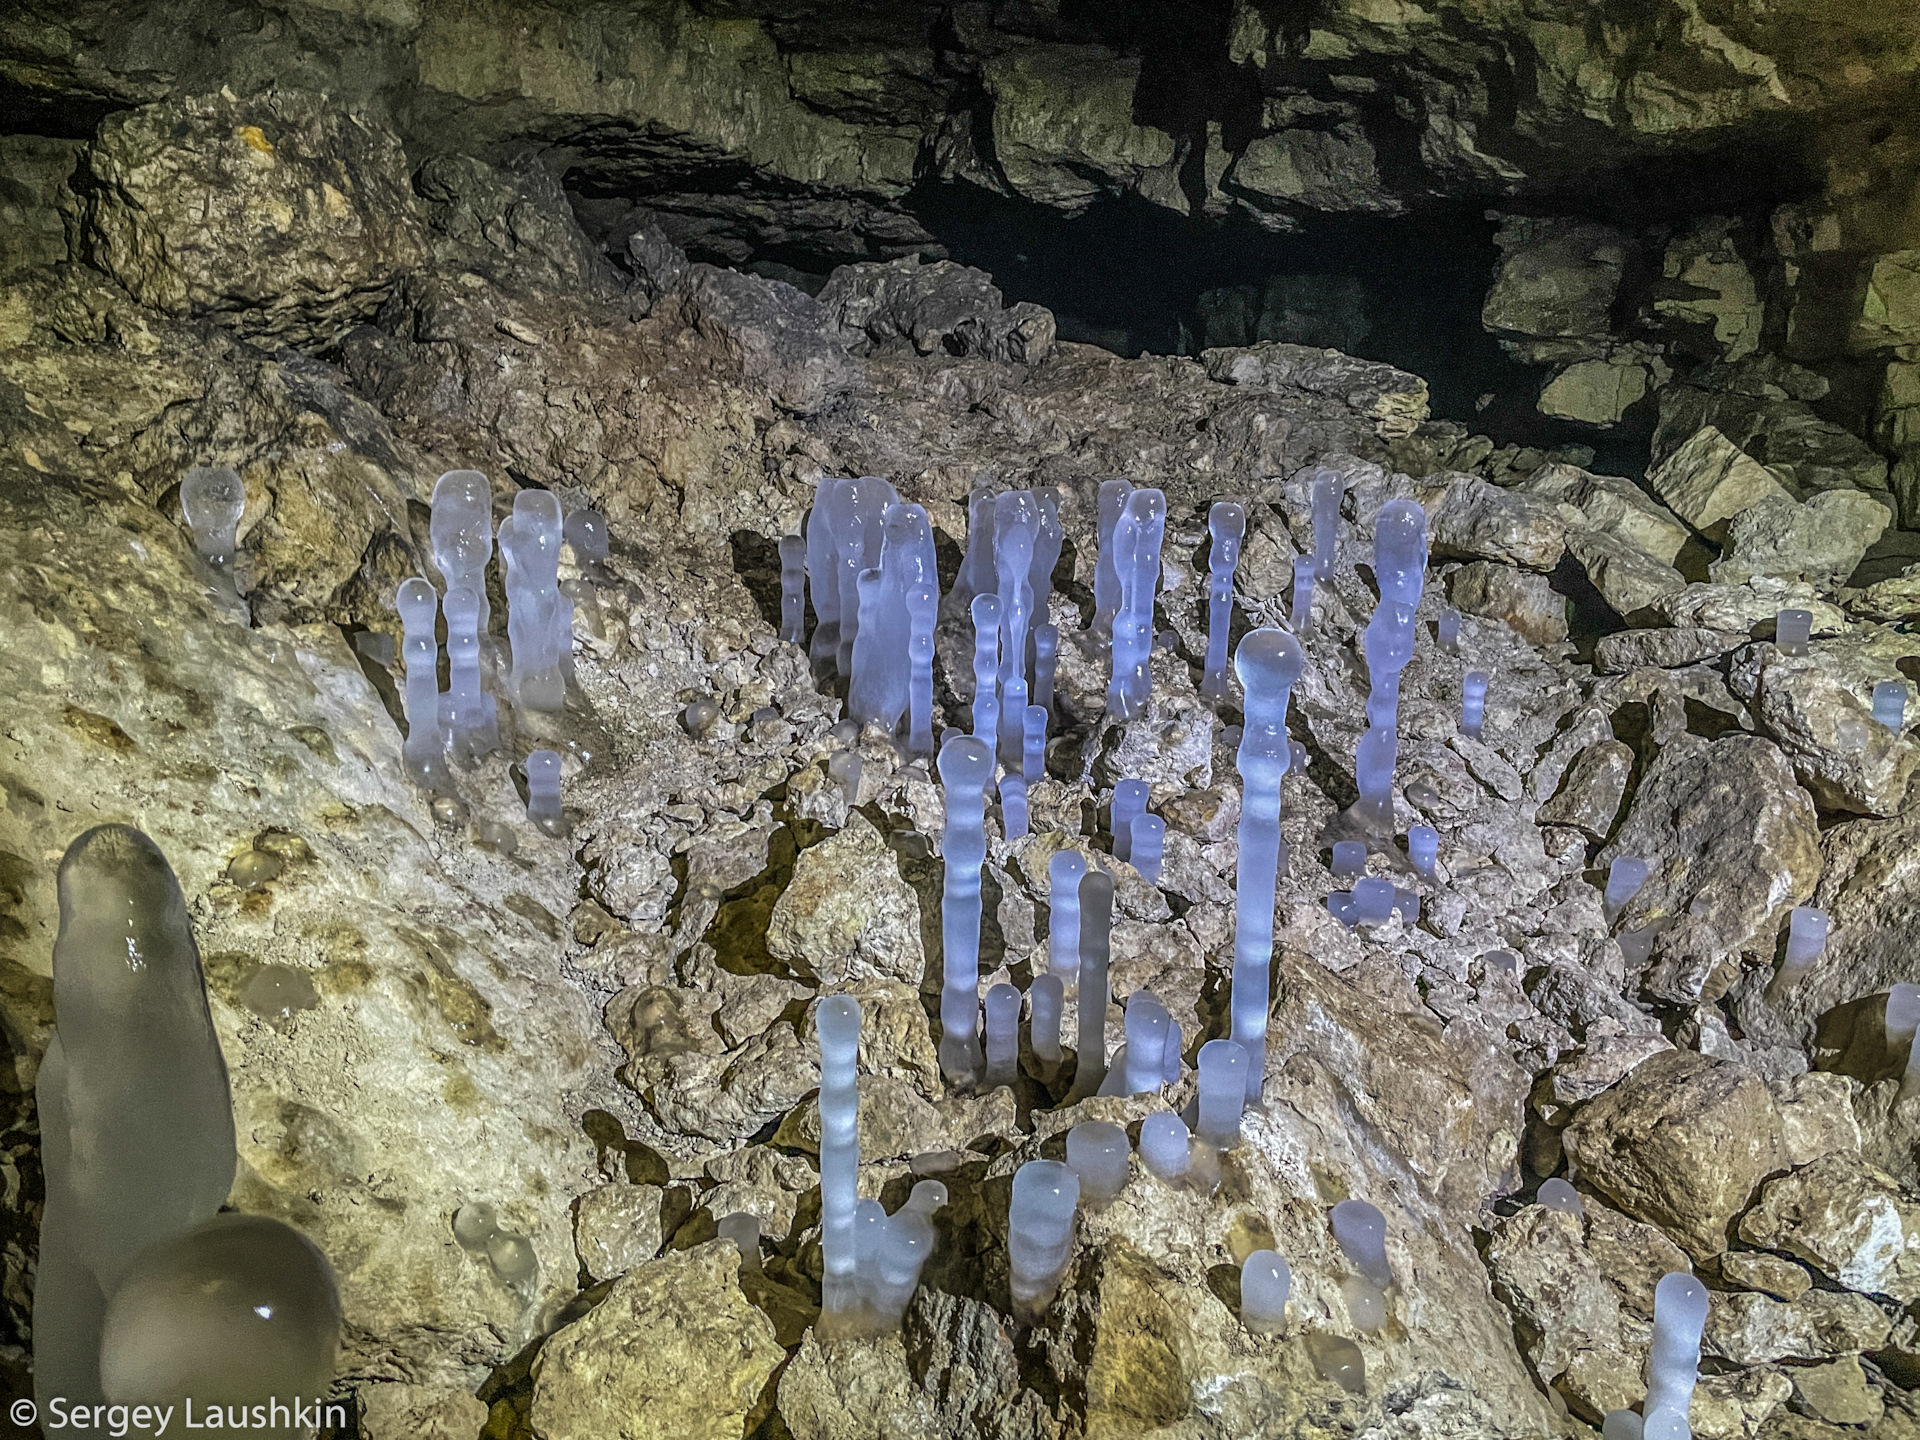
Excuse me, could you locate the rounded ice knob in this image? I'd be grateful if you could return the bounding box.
[1066,1121,1130,1206]
[1240,1249,1291,1334]
[1331,1198,1392,1289]
[1139,1112,1190,1184]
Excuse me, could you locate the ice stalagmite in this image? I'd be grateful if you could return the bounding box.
[1230,629,1306,1105]
[1201,501,1246,701]
[1107,489,1167,720]
[938,735,995,1086]
[994,491,1039,767]
[36,826,238,1409]
[1092,479,1133,640]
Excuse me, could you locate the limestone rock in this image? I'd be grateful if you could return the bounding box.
[1565,526,1688,621]
[1483,216,1631,363]
[1518,463,1691,568]
[981,46,1178,212]
[766,813,925,986]
[1447,561,1569,646]
[1726,632,1920,815]
[1719,1251,1813,1302]
[1647,427,1796,540]
[1424,470,1567,570]
[1485,1206,1625,1383]
[1654,580,1847,638]
[357,1382,490,1440]
[1652,217,1763,361]
[1596,735,1822,1003]
[1738,1153,1920,1302]
[819,255,1055,365]
[1538,357,1651,427]
[1226,126,1403,215]
[1774,1071,1864,1167]
[680,264,863,415]
[1711,491,1891,589]
[1850,250,1920,353]
[1789,1356,1883,1427]
[530,1242,783,1440]
[1564,1050,1788,1258]
[86,89,429,347]
[1585,1203,1694,1322]
[1703,1289,1892,1365]
[1536,740,1634,839]
[1203,342,1430,440]
[574,1184,665,1283]
[1595,628,1741,673]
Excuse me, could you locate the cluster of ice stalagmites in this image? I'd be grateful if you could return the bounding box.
[35,827,340,1418]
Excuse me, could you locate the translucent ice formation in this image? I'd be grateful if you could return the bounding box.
[1028,488,1064,648]
[396,578,452,792]
[1048,850,1087,993]
[1461,671,1488,741]
[1069,870,1115,1100]
[971,594,1002,743]
[1001,775,1030,840]
[1776,607,1812,657]
[502,490,566,711]
[1033,624,1060,716]
[1067,1121,1130,1207]
[563,506,607,566]
[1332,840,1367,881]
[1875,679,1907,732]
[718,1212,763,1271]
[1107,489,1167,718]
[848,503,933,739]
[431,469,494,627]
[1121,991,1169,1094]
[1241,1250,1291,1334]
[1604,856,1650,923]
[1130,815,1165,884]
[1355,598,1417,832]
[36,826,238,1408]
[1195,1038,1248,1147]
[1643,1272,1708,1434]
[525,749,565,835]
[1538,1178,1585,1217]
[1352,877,1395,927]
[862,1182,943,1327]
[778,533,808,644]
[815,995,862,1330]
[1030,974,1065,1068]
[1231,629,1306,1103]
[1438,607,1460,653]
[1308,1333,1365,1394]
[443,584,500,759]
[993,491,1039,766]
[1373,497,1428,611]
[831,478,898,679]
[1092,479,1133,640]
[1111,779,1149,863]
[1332,1200,1392,1288]
[906,582,938,759]
[938,736,995,1086]
[179,465,247,574]
[1009,1160,1079,1322]
[1774,906,1830,990]
[1603,1412,1646,1440]
[1202,502,1247,701]
[1023,704,1047,783]
[99,1213,340,1424]
[1140,1112,1190,1184]
[1291,557,1317,633]
[954,485,998,608]
[683,696,720,737]
[1295,467,1346,635]
[1408,825,1438,880]
[984,983,1020,1089]
[806,490,843,668]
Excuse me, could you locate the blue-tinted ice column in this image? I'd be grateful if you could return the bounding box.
[1030,975,1065,1068]
[503,490,566,711]
[1130,815,1165,884]
[1241,1250,1291,1334]
[396,579,452,791]
[984,983,1020,1088]
[1201,501,1246,701]
[906,582,937,759]
[1008,1160,1080,1321]
[1461,672,1488,741]
[1027,488,1064,655]
[1195,1038,1248,1147]
[1001,775,1029,839]
[832,477,897,679]
[971,594,1001,744]
[1231,629,1305,1105]
[1354,599,1416,833]
[1643,1272,1708,1435]
[1875,680,1908,732]
[938,736,996,1087]
[996,491,1040,765]
[1604,857,1649,924]
[778,533,808,644]
[954,485,998,608]
[526,749,565,835]
[1107,489,1167,719]
[1033,624,1059,715]
[1296,468,1346,636]
[1048,850,1086,994]
[1023,705,1047,783]
[1111,779,1148,863]
[1092,479,1133,640]
[430,469,494,629]
[1121,992,1169,1093]
[1068,870,1115,1100]
[443,585,499,759]
[815,996,863,1335]
[807,479,850,669]
[850,501,931,738]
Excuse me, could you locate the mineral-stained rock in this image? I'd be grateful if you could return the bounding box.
[1485,1206,1625,1383]
[1482,216,1631,363]
[1447,561,1569,646]
[1703,1289,1892,1365]
[1789,1356,1883,1427]
[530,1242,783,1440]
[1202,341,1430,440]
[1773,1071,1863,1167]
[765,813,925,986]
[357,1382,490,1440]
[1538,357,1652,427]
[1594,627,1742,673]
[1564,1050,1788,1258]
[980,46,1179,212]
[1653,580,1847,637]
[1423,470,1567,570]
[1596,735,1822,1003]
[1738,1153,1920,1301]
[1850,250,1920,353]
[574,1184,666,1283]
[1726,633,1920,815]
[1647,427,1796,539]
[1719,1250,1813,1301]
[1565,526,1688,620]
[85,90,429,346]
[1711,491,1891,589]
[1536,740,1634,839]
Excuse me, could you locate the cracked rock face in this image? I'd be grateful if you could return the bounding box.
[8,55,1920,1440]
